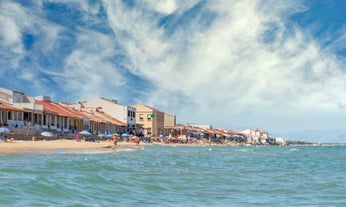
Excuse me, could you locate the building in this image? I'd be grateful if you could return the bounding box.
[0,86,43,129]
[35,97,88,133]
[0,86,129,137]
[75,97,136,132]
[75,105,127,134]
[0,101,24,128]
[132,103,165,136]
[164,113,176,128]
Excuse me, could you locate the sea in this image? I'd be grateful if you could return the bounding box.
[0,145,345,207]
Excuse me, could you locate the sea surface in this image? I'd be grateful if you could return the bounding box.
[0,145,346,207]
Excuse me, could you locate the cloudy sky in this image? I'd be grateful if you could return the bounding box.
[1,0,346,141]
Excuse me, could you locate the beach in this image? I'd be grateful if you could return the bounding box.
[0,139,142,155]
[0,138,241,155]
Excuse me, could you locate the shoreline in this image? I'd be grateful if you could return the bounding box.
[2,139,345,155]
[0,139,145,155]
[0,139,242,155]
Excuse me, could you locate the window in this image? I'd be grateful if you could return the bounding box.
[139,114,144,121]
[147,114,151,120]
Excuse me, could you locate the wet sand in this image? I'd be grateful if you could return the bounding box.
[0,139,242,155]
[0,139,141,155]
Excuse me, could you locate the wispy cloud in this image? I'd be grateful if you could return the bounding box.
[1,0,346,136]
[0,1,26,69]
[103,0,346,131]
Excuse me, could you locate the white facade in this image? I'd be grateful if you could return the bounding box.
[276,137,286,145]
[0,87,26,104]
[192,124,212,130]
[78,98,136,131]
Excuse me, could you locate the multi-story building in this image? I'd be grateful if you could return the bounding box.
[164,113,176,128]
[132,103,165,136]
[76,98,136,133]
[0,86,42,129]
[0,86,129,136]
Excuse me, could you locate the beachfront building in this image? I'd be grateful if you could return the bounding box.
[0,86,89,134]
[132,103,165,136]
[75,98,136,133]
[77,106,127,134]
[0,86,139,139]
[260,131,268,144]
[276,137,286,145]
[0,87,31,128]
[0,101,24,128]
[163,113,176,136]
[0,87,49,130]
[241,128,274,145]
[34,96,89,133]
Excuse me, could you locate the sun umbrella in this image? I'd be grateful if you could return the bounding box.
[0,127,11,133]
[80,130,91,135]
[41,131,53,137]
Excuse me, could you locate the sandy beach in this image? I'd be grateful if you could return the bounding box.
[0,139,240,155]
[0,139,143,155]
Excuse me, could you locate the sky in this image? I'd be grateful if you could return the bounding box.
[1,0,346,142]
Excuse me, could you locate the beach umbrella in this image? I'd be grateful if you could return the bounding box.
[80,130,91,135]
[41,131,53,137]
[105,133,113,138]
[0,127,10,140]
[0,127,11,133]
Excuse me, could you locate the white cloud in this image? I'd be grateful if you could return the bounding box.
[47,0,101,15]
[2,0,346,139]
[53,29,127,100]
[103,0,346,132]
[0,1,26,69]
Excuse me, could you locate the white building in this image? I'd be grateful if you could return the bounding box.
[276,137,286,145]
[75,98,136,132]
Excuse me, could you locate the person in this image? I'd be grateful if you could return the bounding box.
[136,137,140,145]
[76,132,81,142]
[32,136,36,141]
[113,135,117,145]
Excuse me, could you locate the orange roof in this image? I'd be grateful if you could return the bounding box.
[228,129,240,134]
[214,129,227,134]
[80,109,126,126]
[96,111,127,126]
[57,103,89,119]
[0,102,23,111]
[35,100,87,118]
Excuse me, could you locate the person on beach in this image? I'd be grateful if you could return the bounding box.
[76,132,81,142]
[136,137,140,145]
[113,135,117,145]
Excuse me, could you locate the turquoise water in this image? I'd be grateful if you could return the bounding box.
[1,145,346,206]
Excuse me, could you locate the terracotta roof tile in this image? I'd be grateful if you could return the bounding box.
[80,109,126,126]
[35,100,87,118]
[0,102,23,111]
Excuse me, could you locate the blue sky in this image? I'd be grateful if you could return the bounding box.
[1,0,346,142]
